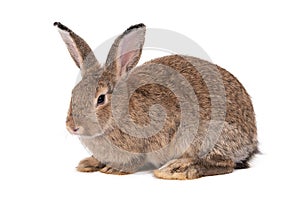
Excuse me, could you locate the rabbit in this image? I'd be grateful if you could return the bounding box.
[54,22,258,180]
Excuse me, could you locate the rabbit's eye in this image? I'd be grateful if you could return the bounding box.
[97,94,105,106]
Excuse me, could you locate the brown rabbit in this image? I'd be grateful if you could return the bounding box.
[55,22,258,180]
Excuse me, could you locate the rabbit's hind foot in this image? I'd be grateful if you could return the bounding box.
[153,156,235,180]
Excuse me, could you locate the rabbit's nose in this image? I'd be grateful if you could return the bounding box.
[67,125,83,135]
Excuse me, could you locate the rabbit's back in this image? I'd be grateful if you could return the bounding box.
[145,55,256,125]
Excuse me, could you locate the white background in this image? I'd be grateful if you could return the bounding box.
[0,0,299,199]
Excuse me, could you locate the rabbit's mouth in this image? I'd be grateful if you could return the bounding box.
[70,131,106,139]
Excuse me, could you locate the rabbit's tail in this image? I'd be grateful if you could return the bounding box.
[235,147,260,169]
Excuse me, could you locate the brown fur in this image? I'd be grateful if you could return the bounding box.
[55,22,258,179]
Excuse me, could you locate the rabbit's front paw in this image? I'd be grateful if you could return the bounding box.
[77,156,104,172]
[76,156,130,175]
[99,165,129,175]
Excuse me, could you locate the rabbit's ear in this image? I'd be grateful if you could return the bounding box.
[105,23,146,80]
[54,22,99,77]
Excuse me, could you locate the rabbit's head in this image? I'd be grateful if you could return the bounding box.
[55,22,146,137]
